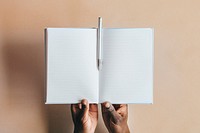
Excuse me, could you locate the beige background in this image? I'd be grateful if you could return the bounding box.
[0,0,200,133]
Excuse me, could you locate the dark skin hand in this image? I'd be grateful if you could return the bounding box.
[101,102,130,133]
[71,99,98,133]
[71,99,130,133]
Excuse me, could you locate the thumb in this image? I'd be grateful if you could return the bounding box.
[103,102,122,124]
[80,99,89,118]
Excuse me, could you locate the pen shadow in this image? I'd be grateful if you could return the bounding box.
[2,40,73,133]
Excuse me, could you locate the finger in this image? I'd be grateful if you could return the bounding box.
[81,99,89,116]
[117,104,128,117]
[113,104,121,110]
[78,103,82,109]
[101,103,108,113]
[71,104,80,113]
[89,104,98,112]
[102,102,122,124]
[114,104,127,112]
[71,104,81,123]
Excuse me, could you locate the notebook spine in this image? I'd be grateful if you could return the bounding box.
[44,28,48,104]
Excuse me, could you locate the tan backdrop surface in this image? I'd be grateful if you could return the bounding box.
[0,0,200,133]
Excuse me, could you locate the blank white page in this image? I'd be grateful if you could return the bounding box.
[46,28,98,104]
[99,28,153,104]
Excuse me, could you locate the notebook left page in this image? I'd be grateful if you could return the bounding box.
[45,28,98,104]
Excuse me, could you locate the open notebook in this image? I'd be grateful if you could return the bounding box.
[45,28,154,104]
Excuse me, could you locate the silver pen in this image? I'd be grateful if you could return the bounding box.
[97,17,103,70]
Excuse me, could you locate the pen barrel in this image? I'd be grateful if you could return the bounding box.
[97,17,103,60]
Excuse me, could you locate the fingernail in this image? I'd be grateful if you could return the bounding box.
[105,102,110,109]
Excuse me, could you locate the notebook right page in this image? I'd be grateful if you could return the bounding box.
[99,28,154,104]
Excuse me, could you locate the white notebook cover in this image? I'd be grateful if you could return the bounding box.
[45,28,154,104]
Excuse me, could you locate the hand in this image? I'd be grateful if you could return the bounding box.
[101,102,130,133]
[71,99,98,133]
